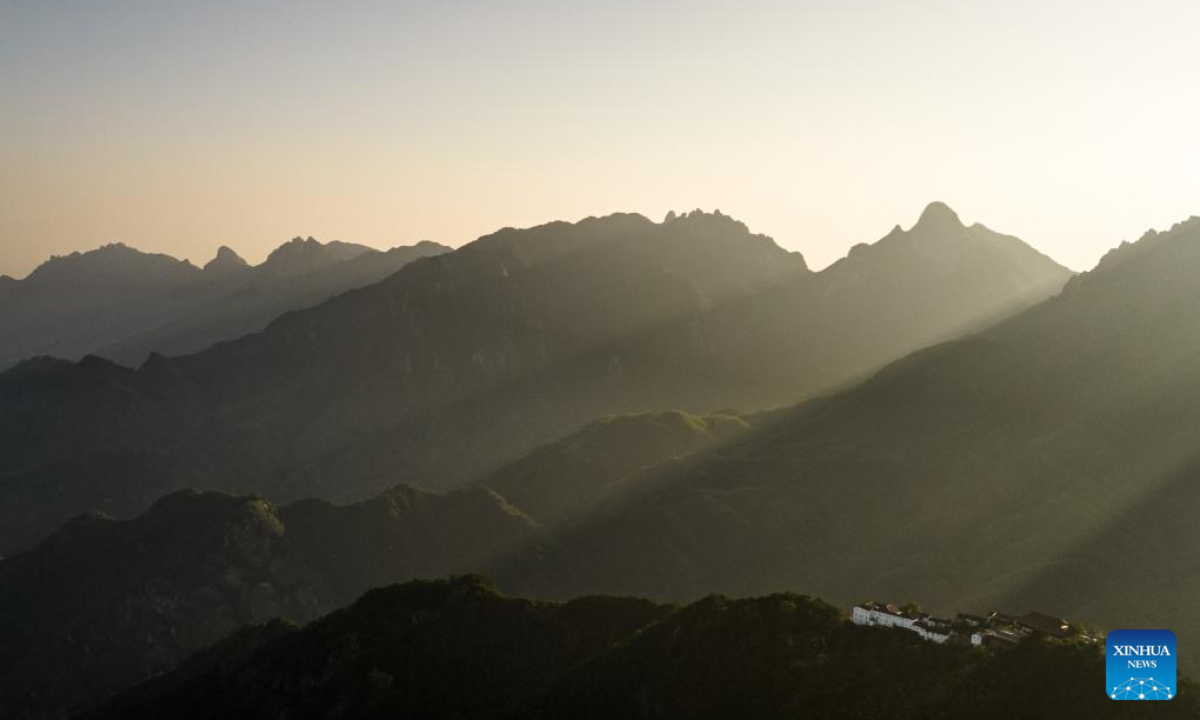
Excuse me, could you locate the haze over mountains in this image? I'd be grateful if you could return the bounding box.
[0,204,1070,555]
[0,236,449,369]
[0,201,1093,717]
[14,201,1200,719]
[485,214,1200,674]
[0,410,736,717]
[8,0,1194,716]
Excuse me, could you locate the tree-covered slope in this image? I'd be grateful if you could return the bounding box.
[84,576,1197,720]
[0,488,537,720]
[0,492,323,719]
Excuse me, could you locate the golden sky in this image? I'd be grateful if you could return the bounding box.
[3,1,1198,277]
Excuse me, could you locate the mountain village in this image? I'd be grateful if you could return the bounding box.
[850,601,1088,647]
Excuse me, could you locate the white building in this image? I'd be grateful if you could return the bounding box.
[851,602,951,644]
[913,619,952,644]
[852,602,917,629]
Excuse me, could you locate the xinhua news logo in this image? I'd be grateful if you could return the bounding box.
[1107,629,1176,700]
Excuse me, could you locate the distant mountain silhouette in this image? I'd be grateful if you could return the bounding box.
[256,236,375,276]
[0,206,1068,554]
[0,237,449,368]
[99,239,450,364]
[676,201,1072,404]
[486,214,1200,673]
[201,245,250,275]
[81,576,1200,720]
[0,243,204,366]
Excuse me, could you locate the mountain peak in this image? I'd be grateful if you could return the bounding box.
[1088,215,1200,278]
[203,245,249,274]
[915,201,963,229]
[664,208,754,238]
[261,237,373,275]
[267,236,320,259]
[24,243,196,285]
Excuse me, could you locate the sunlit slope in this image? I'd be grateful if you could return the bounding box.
[496,216,1200,668]
[0,206,1068,554]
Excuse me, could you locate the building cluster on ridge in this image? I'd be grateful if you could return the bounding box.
[850,601,1078,647]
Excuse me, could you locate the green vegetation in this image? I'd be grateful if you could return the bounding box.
[0,492,325,719]
[86,577,1200,720]
[0,487,544,720]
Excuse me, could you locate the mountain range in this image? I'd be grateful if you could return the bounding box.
[484,214,1200,678]
[11,202,1200,717]
[0,204,1071,554]
[0,237,449,369]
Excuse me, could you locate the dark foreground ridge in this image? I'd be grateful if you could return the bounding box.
[85,576,1196,720]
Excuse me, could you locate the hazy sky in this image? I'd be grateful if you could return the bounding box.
[2,1,1198,277]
